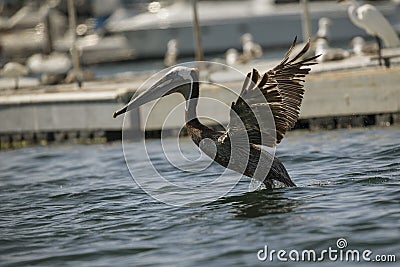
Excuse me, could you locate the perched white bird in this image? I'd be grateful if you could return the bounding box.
[241,33,263,60]
[350,36,378,56]
[225,48,241,65]
[27,52,71,75]
[290,17,332,60]
[164,39,179,67]
[0,62,29,89]
[315,38,350,62]
[316,17,332,40]
[27,52,72,85]
[338,0,400,65]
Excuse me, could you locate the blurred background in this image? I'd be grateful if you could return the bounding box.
[1,0,399,66]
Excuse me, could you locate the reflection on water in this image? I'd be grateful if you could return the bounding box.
[0,126,399,266]
[216,189,302,218]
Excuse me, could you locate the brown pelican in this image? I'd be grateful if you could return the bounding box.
[114,38,318,189]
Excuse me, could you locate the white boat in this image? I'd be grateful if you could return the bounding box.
[53,34,136,65]
[106,0,400,58]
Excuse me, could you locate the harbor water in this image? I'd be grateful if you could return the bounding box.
[1,126,399,266]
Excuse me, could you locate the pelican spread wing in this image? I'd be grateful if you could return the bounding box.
[226,37,318,147]
[112,38,318,188]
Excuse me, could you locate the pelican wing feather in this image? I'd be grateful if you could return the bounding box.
[226,37,319,147]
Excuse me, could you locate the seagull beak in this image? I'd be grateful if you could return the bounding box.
[113,73,182,118]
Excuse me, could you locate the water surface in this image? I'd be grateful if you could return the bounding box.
[1,127,399,266]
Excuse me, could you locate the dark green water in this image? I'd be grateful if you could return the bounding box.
[1,127,399,266]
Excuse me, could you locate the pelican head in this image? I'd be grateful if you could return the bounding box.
[113,66,198,118]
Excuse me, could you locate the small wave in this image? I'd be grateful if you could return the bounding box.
[371,146,400,158]
[354,177,392,184]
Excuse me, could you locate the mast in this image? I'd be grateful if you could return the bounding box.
[192,0,204,61]
[67,0,82,87]
[301,0,311,42]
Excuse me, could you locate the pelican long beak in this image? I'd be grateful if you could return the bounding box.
[113,73,183,118]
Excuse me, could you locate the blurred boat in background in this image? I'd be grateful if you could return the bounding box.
[0,0,134,64]
[106,0,400,58]
[1,0,399,63]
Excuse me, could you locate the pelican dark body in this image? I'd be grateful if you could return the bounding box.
[114,37,318,189]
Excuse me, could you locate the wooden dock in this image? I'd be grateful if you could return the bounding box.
[0,57,399,149]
